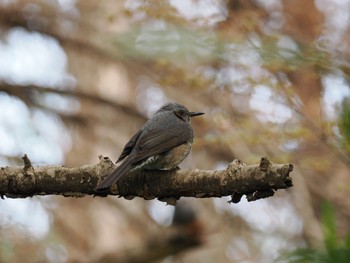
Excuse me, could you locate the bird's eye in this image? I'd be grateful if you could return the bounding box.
[175,110,185,120]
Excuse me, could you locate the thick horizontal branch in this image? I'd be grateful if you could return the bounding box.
[0,155,293,204]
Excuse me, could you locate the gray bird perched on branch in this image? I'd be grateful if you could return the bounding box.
[95,103,204,190]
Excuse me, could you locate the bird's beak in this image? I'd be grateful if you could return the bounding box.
[189,111,205,117]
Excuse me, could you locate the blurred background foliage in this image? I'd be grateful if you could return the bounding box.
[1,0,350,262]
[280,202,350,263]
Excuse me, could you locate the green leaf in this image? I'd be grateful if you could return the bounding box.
[321,201,337,252]
[340,99,350,153]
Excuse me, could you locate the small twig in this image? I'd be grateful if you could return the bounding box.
[22,154,32,170]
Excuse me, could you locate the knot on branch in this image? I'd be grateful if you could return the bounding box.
[259,157,271,171]
[226,159,246,176]
[22,154,33,170]
[246,190,275,201]
[8,154,36,196]
[277,164,294,188]
[94,156,116,195]
[97,155,114,171]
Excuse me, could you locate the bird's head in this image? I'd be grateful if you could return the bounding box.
[156,103,204,123]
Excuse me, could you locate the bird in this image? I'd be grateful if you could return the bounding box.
[95,102,204,190]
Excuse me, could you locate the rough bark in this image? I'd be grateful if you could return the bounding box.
[0,155,293,204]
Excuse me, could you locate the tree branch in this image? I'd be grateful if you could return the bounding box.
[0,155,293,204]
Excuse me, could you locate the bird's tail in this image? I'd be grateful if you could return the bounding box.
[95,159,132,191]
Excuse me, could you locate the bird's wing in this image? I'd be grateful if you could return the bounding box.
[116,129,143,163]
[95,125,191,190]
[130,125,193,164]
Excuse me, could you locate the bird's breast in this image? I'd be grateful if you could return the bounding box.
[141,142,192,171]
